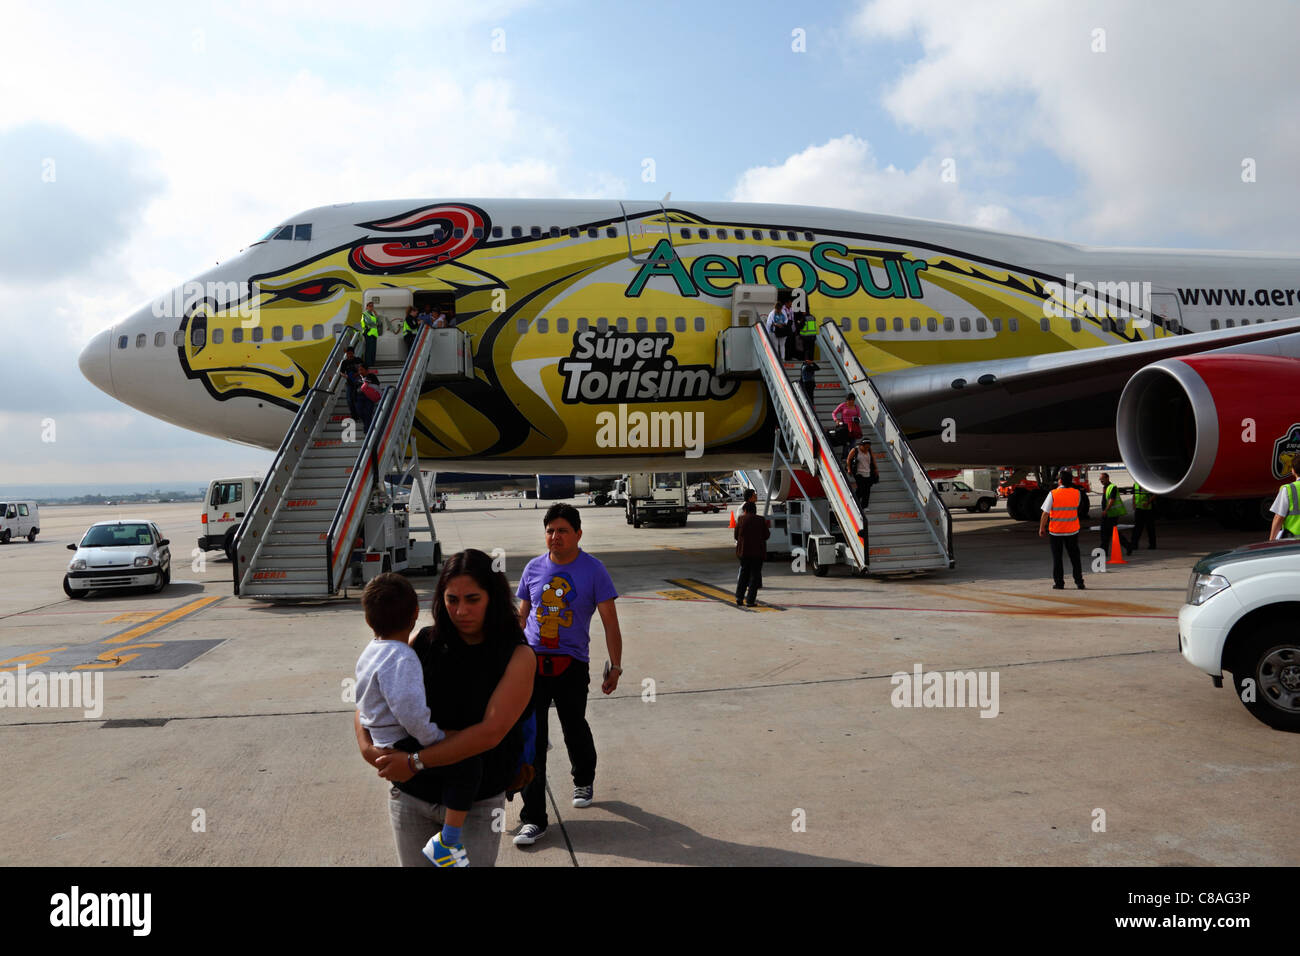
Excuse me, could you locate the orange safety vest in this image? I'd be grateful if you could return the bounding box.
[1048,486,1081,534]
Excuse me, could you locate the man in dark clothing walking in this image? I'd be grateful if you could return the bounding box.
[340,347,362,424]
[734,501,770,607]
[799,357,819,409]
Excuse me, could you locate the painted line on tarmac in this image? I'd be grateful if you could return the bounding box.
[667,578,782,612]
[775,600,1176,620]
[102,595,225,645]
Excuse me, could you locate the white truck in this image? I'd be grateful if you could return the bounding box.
[0,500,41,543]
[199,476,261,561]
[623,472,688,527]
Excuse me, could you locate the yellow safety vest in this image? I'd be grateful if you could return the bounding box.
[1049,486,1081,534]
[1284,480,1300,536]
[800,316,818,336]
[1133,481,1152,510]
[1104,483,1126,518]
[361,311,380,337]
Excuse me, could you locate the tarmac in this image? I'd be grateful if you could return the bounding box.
[1,496,1296,867]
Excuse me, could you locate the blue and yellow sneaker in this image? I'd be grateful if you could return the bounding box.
[423,833,469,867]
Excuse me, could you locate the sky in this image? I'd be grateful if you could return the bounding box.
[3,0,1300,490]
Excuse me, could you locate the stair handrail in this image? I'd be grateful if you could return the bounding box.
[818,320,954,566]
[233,327,359,595]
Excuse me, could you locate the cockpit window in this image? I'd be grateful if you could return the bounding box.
[274,225,294,240]
[294,224,312,241]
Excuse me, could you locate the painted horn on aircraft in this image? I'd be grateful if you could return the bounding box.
[1117,352,1300,498]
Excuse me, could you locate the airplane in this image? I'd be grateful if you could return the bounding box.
[78,198,1300,518]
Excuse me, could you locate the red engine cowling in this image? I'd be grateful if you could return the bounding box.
[1117,353,1300,498]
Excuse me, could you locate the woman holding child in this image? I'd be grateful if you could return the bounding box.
[353,549,535,867]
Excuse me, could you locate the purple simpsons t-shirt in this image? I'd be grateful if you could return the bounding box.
[516,550,618,662]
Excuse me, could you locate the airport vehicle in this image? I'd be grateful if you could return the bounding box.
[64,519,171,598]
[79,198,1300,552]
[199,476,260,561]
[934,479,998,513]
[1180,539,1300,731]
[0,500,40,543]
[624,473,688,527]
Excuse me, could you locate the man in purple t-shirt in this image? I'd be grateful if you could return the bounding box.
[512,503,623,846]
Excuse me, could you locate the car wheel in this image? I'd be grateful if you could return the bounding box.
[28,529,38,542]
[151,569,168,593]
[976,498,992,513]
[224,529,237,564]
[1232,629,1300,732]
[63,575,85,599]
[0,529,9,544]
[811,549,830,577]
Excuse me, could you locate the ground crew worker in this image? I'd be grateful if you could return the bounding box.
[360,300,381,367]
[401,306,419,353]
[1039,468,1086,590]
[1098,472,1132,558]
[1131,479,1157,549]
[1268,458,1300,540]
[798,312,819,360]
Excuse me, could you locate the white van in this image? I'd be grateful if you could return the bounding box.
[199,477,261,560]
[0,500,40,543]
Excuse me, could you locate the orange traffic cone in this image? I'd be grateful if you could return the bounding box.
[1107,526,1127,565]
[729,510,736,528]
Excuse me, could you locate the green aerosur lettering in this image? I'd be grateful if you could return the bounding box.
[625,238,928,300]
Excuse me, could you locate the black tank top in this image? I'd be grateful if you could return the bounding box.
[393,625,529,804]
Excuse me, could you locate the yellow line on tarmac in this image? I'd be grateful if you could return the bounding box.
[666,578,782,612]
[102,595,224,645]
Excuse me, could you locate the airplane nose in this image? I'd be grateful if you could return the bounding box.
[79,326,115,398]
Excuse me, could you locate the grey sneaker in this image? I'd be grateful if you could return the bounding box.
[572,785,594,808]
[512,824,547,846]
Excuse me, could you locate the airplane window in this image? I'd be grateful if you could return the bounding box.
[333,323,343,335]
[858,318,869,331]
[910,318,920,331]
[655,316,667,332]
[959,317,970,332]
[449,227,462,239]
[252,327,263,342]
[876,317,886,332]
[311,325,324,340]
[270,326,283,341]
[769,229,780,240]
[840,317,850,330]
[786,231,797,241]
[191,327,206,347]
[473,227,484,238]
[991,318,1002,332]
[699,228,710,239]
[577,317,589,331]
[927,317,938,332]
[893,317,903,332]
[431,227,445,240]
[1116,318,1126,332]
[136,333,146,348]
[274,225,293,240]
[545,226,557,238]
[976,317,987,332]
[212,328,224,344]
[752,230,763,239]
[530,226,541,238]
[516,318,529,334]
[294,224,312,241]
[676,317,686,332]
[537,318,549,333]
[1008,318,1018,332]
[597,317,609,331]
[1101,317,1114,333]
[943,317,954,332]
[587,228,598,238]
[636,317,647,332]
[681,228,692,239]
[292,325,304,341]
[1210,319,1220,330]
[174,331,184,346]
[1039,318,1050,332]
[511,226,522,238]
[606,226,617,237]
[492,227,502,238]
[1225,319,1235,328]
[557,318,569,334]
[804,231,814,241]
[117,335,128,349]
[694,317,705,332]
[232,328,243,343]
[1069,318,1081,332]
[717,228,728,239]
[155,331,166,346]
[616,317,628,331]
[568,227,579,238]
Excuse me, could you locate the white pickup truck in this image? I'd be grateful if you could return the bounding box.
[1179,538,1300,731]
[934,479,998,513]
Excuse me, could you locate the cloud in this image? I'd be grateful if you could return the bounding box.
[850,0,1300,247]
[730,134,1024,232]
[0,124,162,281]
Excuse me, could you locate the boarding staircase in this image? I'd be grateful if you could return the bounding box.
[233,325,469,599]
[716,287,952,574]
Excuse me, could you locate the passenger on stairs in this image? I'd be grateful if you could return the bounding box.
[831,393,862,456]
[846,438,879,514]
[799,357,819,408]
[340,347,362,423]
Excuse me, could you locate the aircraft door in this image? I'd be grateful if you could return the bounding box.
[1148,293,1182,333]
[619,200,674,264]
[730,284,779,328]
